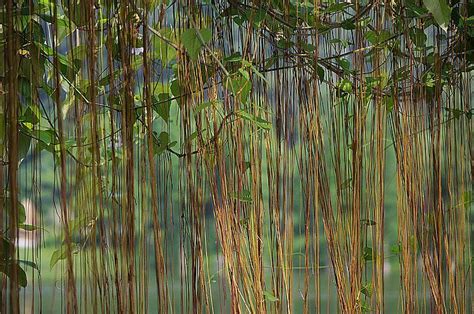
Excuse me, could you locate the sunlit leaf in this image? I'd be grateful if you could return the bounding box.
[423,0,452,31]
[263,290,279,302]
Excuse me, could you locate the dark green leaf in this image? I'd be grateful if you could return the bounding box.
[409,28,427,47]
[363,247,374,261]
[317,65,325,81]
[0,236,13,261]
[18,131,31,164]
[405,0,428,17]
[1,196,26,225]
[18,260,39,270]
[0,262,27,287]
[324,3,351,13]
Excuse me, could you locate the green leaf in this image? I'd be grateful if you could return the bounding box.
[230,189,253,203]
[405,0,428,17]
[276,39,294,49]
[337,58,351,73]
[152,93,171,123]
[445,107,468,120]
[245,9,267,27]
[364,30,391,45]
[152,28,177,64]
[384,96,394,113]
[62,0,88,27]
[462,191,472,205]
[50,244,79,269]
[17,202,26,225]
[263,290,279,302]
[339,79,353,93]
[409,28,427,47]
[181,28,212,61]
[423,0,452,31]
[194,102,213,113]
[55,16,74,44]
[360,298,371,313]
[390,243,402,255]
[363,247,374,261]
[361,219,376,226]
[18,224,41,231]
[324,2,351,13]
[185,129,206,144]
[18,131,31,164]
[255,116,272,130]
[0,236,13,261]
[330,38,350,48]
[340,178,352,190]
[317,65,325,81]
[21,105,41,126]
[241,60,267,83]
[423,72,436,87]
[224,52,243,63]
[33,129,55,146]
[50,248,67,269]
[1,196,26,225]
[239,217,250,226]
[227,72,252,102]
[365,31,378,44]
[153,131,170,155]
[18,260,39,271]
[0,262,27,287]
[361,283,373,297]
[194,100,222,113]
[170,79,184,106]
[19,78,32,104]
[341,19,356,30]
[236,110,271,130]
[158,132,169,145]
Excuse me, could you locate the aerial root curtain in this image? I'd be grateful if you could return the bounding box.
[0,0,472,313]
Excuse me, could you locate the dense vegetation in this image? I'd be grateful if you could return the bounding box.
[0,0,473,312]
